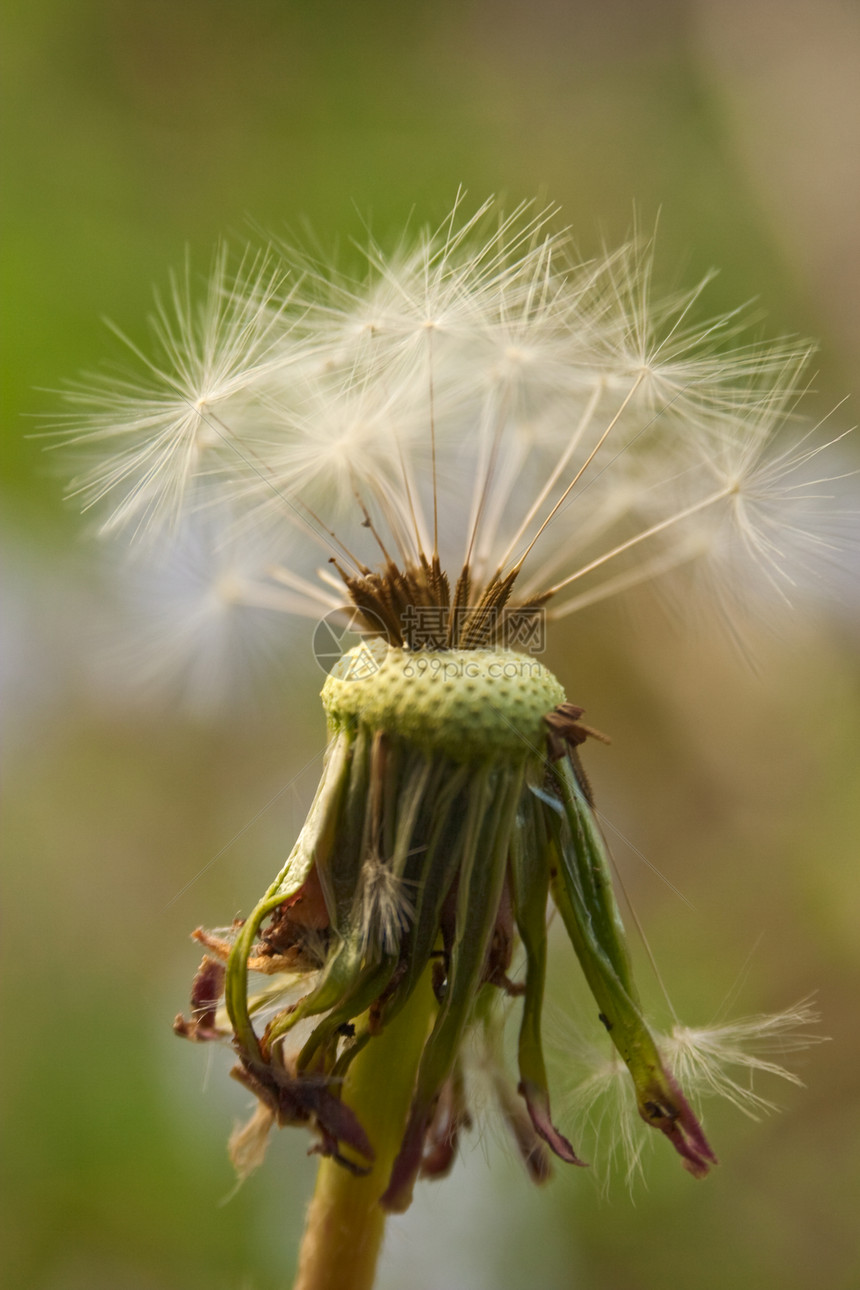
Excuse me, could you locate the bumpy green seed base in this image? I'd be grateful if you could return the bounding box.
[322,641,565,764]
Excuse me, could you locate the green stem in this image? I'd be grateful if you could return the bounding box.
[293,967,437,1290]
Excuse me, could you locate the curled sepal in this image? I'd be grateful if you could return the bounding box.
[636,1066,717,1179]
[544,756,717,1177]
[471,987,557,1184]
[493,1074,553,1184]
[519,1080,585,1168]
[231,1059,375,1174]
[224,732,353,1064]
[382,766,522,1212]
[510,793,586,1168]
[419,1059,472,1179]
[173,955,227,1042]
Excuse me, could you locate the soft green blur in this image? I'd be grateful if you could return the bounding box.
[3,3,859,1288]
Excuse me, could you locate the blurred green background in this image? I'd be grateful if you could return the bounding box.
[3,2,859,1288]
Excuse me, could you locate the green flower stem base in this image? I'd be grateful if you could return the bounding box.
[293,966,438,1290]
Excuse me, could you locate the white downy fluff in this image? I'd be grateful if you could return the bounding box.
[49,197,848,666]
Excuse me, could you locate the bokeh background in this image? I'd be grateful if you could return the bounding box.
[3,2,859,1288]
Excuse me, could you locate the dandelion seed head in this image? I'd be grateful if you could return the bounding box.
[52,198,847,650]
[50,195,853,718]
[60,198,843,1207]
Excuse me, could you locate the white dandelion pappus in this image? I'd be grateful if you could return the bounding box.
[556,999,823,1188]
[53,199,841,646]
[103,513,314,715]
[51,245,300,541]
[356,853,418,960]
